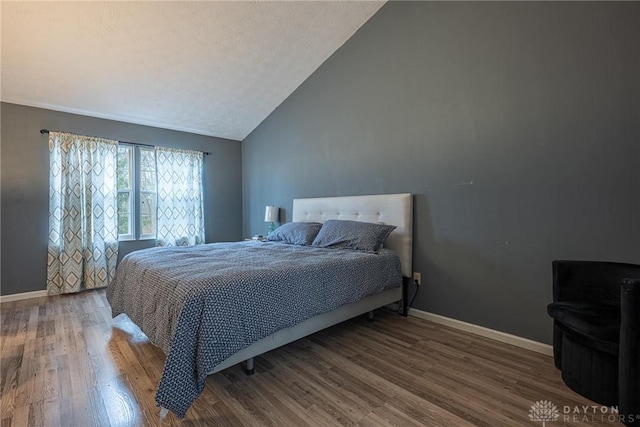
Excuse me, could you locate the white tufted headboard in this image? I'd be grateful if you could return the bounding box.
[292,193,413,278]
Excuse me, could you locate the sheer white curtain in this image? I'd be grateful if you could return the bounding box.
[47,132,119,294]
[155,147,204,246]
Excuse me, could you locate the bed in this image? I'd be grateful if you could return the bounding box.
[106,193,413,418]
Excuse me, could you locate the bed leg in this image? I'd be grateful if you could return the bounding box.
[245,357,255,375]
[368,310,374,322]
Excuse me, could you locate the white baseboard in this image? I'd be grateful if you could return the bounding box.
[0,290,48,303]
[408,308,554,357]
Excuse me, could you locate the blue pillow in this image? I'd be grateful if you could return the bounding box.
[266,222,323,245]
[311,220,396,253]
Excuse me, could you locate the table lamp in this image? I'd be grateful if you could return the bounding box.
[265,205,279,234]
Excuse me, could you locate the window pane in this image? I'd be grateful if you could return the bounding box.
[140,149,156,192]
[141,170,156,192]
[140,192,156,236]
[141,215,155,236]
[117,192,130,235]
[118,192,130,213]
[140,149,155,171]
[117,147,131,189]
[118,214,130,235]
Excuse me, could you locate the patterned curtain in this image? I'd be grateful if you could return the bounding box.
[155,147,204,247]
[47,132,119,295]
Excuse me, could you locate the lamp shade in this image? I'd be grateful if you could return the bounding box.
[265,205,279,223]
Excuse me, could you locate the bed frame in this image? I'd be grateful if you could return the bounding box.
[208,193,413,375]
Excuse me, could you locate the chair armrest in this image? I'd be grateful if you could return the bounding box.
[619,279,640,419]
[552,260,640,304]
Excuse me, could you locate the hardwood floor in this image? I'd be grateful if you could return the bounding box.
[0,289,621,426]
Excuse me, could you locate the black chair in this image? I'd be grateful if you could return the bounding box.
[547,260,640,426]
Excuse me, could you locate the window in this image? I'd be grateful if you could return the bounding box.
[117,145,157,241]
[117,145,134,240]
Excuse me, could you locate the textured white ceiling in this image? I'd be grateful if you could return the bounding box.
[1,1,384,141]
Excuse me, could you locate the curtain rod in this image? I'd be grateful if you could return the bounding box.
[40,129,211,156]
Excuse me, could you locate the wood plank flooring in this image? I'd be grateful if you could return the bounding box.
[0,290,622,426]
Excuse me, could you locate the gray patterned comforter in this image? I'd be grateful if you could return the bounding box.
[106,241,402,418]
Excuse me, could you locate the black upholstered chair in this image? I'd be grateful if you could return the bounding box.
[547,260,640,426]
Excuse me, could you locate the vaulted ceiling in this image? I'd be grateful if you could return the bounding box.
[1,1,384,141]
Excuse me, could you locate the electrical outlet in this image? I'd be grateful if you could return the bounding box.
[413,272,422,286]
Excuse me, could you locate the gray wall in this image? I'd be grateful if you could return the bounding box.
[1,102,243,296]
[242,2,640,343]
